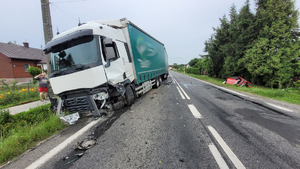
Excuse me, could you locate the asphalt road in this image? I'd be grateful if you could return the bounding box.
[3,71,300,169]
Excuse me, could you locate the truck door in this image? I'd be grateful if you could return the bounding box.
[101,37,126,85]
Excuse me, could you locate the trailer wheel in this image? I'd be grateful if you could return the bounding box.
[159,76,163,84]
[154,77,160,88]
[163,74,168,80]
[125,85,134,106]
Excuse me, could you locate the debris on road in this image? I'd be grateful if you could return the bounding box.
[223,76,252,88]
[75,153,84,157]
[62,156,69,161]
[60,112,80,125]
[179,159,185,162]
[73,138,97,150]
[64,157,79,165]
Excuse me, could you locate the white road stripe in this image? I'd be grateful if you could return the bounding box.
[173,78,190,100]
[208,143,229,169]
[188,104,203,118]
[176,86,186,99]
[25,119,101,169]
[207,126,246,169]
[266,103,293,112]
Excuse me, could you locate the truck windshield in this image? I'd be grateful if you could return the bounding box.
[50,36,99,73]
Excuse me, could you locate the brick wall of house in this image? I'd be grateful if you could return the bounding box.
[0,53,14,78]
[11,59,37,78]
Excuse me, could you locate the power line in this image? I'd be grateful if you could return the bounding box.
[50,2,77,21]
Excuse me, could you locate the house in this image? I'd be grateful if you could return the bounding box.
[0,42,47,83]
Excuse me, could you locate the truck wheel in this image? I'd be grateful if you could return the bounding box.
[125,85,134,106]
[159,77,162,85]
[163,74,168,80]
[154,77,160,88]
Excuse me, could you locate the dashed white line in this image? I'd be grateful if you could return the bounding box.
[207,126,246,169]
[208,143,229,169]
[188,104,203,119]
[266,103,293,112]
[176,86,186,99]
[173,78,190,100]
[25,119,101,169]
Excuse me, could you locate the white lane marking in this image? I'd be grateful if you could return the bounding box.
[208,143,229,169]
[207,126,246,169]
[25,119,101,169]
[188,104,203,118]
[176,86,186,99]
[266,103,293,112]
[173,78,190,100]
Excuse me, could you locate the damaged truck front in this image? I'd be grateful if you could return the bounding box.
[44,18,169,116]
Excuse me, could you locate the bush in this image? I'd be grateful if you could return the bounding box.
[186,68,201,75]
[0,104,53,139]
[28,67,41,84]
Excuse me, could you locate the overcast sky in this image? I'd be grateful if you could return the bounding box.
[1,0,299,65]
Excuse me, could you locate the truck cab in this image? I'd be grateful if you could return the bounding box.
[44,18,168,116]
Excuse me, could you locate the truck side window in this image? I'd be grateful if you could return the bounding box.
[101,38,119,62]
[124,43,132,63]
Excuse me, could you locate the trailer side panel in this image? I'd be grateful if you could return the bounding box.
[127,23,167,84]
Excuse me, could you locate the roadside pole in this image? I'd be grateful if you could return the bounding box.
[40,0,55,98]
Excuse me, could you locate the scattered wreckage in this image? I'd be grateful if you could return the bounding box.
[223,76,252,88]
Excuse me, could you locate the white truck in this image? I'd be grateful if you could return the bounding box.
[44,18,169,116]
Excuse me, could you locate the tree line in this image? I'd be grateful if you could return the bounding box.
[191,0,299,88]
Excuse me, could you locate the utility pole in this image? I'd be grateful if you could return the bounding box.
[40,0,53,75]
[41,0,54,98]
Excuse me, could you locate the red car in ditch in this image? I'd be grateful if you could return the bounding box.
[223,76,252,88]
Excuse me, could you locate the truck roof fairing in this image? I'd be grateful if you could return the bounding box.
[44,29,93,54]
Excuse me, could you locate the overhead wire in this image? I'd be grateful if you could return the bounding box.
[50,1,78,22]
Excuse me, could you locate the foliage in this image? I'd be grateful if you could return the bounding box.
[202,0,300,88]
[0,104,65,164]
[0,87,38,107]
[186,68,201,75]
[28,67,42,84]
[244,0,300,88]
[0,79,10,90]
[188,58,200,67]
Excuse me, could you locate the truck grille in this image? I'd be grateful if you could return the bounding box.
[65,96,94,113]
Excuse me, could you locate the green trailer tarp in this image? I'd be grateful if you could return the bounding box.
[127,24,167,84]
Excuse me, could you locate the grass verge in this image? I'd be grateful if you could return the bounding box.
[172,70,300,105]
[0,104,66,164]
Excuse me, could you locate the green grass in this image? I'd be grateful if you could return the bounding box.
[0,104,66,164]
[0,83,40,109]
[173,70,300,105]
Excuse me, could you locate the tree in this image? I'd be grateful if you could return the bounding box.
[204,15,230,78]
[188,58,200,67]
[173,63,179,69]
[244,0,300,88]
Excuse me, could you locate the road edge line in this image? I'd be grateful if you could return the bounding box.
[25,119,101,169]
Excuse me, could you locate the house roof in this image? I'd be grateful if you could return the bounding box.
[0,42,46,61]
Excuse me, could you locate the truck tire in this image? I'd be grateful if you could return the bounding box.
[159,76,162,84]
[125,85,134,106]
[162,74,168,80]
[154,77,160,88]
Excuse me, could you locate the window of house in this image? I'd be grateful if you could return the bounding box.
[24,64,30,72]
